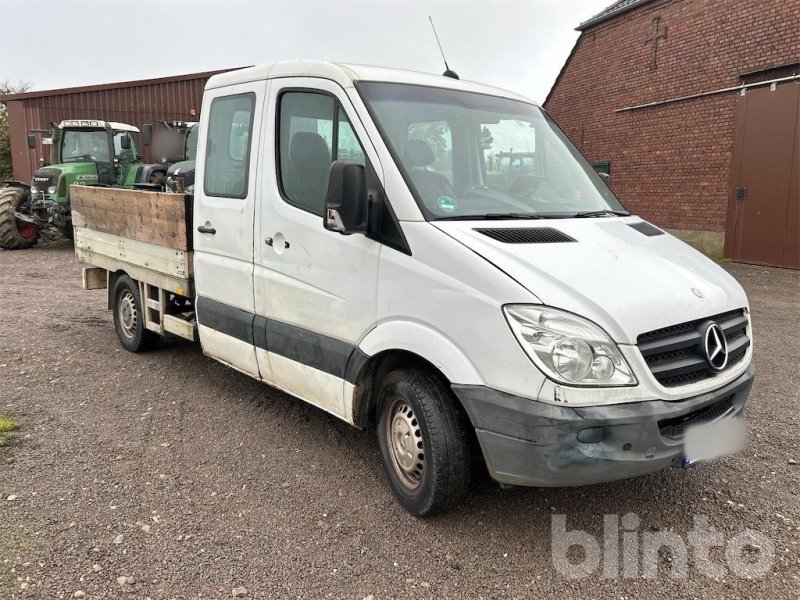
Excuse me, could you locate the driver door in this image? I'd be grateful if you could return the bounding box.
[253,78,382,419]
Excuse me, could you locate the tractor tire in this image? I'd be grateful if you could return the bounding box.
[0,186,39,250]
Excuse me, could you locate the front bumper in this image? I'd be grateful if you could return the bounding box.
[453,363,754,487]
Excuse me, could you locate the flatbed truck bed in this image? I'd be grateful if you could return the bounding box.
[71,185,197,342]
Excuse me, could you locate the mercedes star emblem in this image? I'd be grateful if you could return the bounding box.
[704,323,729,371]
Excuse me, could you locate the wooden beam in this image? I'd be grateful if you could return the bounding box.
[70,186,193,251]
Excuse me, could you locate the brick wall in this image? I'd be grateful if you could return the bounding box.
[544,0,800,233]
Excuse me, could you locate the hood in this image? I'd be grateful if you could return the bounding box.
[434,217,748,344]
[31,167,62,190]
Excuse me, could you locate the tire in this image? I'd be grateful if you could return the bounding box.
[376,368,472,516]
[112,275,159,352]
[0,186,39,250]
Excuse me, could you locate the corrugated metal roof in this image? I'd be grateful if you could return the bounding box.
[1,68,248,182]
[0,67,248,101]
[577,0,657,30]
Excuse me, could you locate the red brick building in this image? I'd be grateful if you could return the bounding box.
[545,0,799,269]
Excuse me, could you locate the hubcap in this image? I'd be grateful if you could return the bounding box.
[385,398,425,489]
[17,221,36,239]
[118,290,137,339]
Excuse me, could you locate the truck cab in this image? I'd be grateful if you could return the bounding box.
[74,61,754,516]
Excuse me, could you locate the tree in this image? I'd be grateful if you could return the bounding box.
[0,80,32,181]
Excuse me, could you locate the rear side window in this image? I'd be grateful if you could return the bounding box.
[204,93,255,198]
[278,91,366,216]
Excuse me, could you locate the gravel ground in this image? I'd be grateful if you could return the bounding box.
[1,240,798,599]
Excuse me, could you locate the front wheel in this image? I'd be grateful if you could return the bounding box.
[376,368,472,516]
[112,275,159,352]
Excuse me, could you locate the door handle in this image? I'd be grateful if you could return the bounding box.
[197,224,216,235]
[265,237,290,249]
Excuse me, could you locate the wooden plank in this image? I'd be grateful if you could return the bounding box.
[163,314,197,342]
[74,227,194,296]
[70,185,192,251]
[82,267,108,290]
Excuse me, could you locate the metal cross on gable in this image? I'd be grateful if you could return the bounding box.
[644,16,668,70]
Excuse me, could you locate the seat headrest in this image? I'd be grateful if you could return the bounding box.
[289,132,330,163]
[404,139,435,167]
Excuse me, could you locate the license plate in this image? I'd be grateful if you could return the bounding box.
[683,417,747,467]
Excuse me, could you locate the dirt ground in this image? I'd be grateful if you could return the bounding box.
[1,240,798,599]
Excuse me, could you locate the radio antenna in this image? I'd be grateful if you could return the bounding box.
[429,16,459,79]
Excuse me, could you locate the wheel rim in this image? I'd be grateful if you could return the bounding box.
[385,397,425,490]
[118,290,138,339]
[17,221,36,239]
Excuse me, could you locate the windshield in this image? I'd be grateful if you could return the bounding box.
[357,82,627,220]
[60,129,111,163]
[185,125,199,161]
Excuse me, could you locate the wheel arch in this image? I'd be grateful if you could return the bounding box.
[350,321,483,428]
[1,180,31,192]
[106,269,130,309]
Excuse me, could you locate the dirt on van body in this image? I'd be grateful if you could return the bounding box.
[1,240,798,599]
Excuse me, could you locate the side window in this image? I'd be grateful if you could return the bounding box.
[278,92,334,215]
[278,92,367,216]
[204,93,255,199]
[337,108,365,163]
[113,131,138,160]
[407,121,453,184]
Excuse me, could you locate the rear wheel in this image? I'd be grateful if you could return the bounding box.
[0,186,39,250]
[112,275,159,352]
[376,368,472,516]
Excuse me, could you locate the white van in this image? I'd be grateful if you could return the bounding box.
[73,61,754,516]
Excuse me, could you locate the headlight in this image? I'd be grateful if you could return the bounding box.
[30,186,38,194]
[503,305,637,387]
[47,186,57,195]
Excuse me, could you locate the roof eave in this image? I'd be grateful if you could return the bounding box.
[577,0,657,31]
[0,67,250,102]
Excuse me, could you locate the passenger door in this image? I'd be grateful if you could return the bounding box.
[194,82,265,377]
[254,78,382,419]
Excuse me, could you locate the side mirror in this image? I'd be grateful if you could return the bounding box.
[324,160,368,234]
[120,133,131,150]
[142,123,152,147]
[27,133,36,149]
[598,172,611,188]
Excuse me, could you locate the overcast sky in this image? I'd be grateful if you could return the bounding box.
[0,0,611,104]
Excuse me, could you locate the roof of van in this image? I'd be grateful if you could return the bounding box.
[204,60,536,106]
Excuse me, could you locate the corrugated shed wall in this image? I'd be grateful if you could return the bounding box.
[3,69,237,183]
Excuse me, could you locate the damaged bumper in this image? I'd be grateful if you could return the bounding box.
[453,363,754,487]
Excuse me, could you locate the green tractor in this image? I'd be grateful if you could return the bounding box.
[0,119,166,250]
[160,121,199,194]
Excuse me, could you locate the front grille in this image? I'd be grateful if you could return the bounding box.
[658,395,735,440]
[638,309,750,388]
[31,167,61,191]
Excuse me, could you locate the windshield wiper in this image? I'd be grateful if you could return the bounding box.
[437,212,545,221]
[572,210,630,218]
